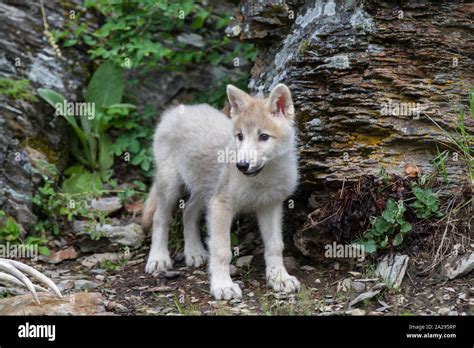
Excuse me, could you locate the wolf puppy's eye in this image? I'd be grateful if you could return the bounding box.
[259,133,270,141]
[237,133,243,141]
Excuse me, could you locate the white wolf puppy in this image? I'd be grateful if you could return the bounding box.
[142,83,300,300]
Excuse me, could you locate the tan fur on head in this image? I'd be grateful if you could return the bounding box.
[226,83,295,139]
[226,83,294,119]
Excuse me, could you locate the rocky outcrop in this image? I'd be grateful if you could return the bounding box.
[238,0,473,190]
[0,1,96,231]
[0,292,110,315]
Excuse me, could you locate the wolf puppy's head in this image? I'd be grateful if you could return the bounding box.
[226,83,295,177]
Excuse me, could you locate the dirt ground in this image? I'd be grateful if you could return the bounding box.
[18,238,472,316]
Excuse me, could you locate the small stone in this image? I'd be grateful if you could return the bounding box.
[333,262,340,270]
[143,286,173,293]
[57,280,74,292]
[80,252,128,269]
[442,294,451,301]
[348,308,366,316]
[74,280,99,291]
[348,271,362,277]
[43,246,79,264]
[438,307,450,316]
[300,265,315,272]
[74,222,145,252]
[95,275,105,281]
[351,281,366,293]
[163,271,181,279]
[248,292,255,297]
[323,305,333,312]
[376,254,409,289]
[314,278,321,284]
[443,252,474,279]
[230,265,240,276]
[283,256,297,271]
[235,255,254,268]
[448,310,458,316]
[90,196,122,215]
[250,280,260,287]
[107,301,129,313]
[174,253,185,263]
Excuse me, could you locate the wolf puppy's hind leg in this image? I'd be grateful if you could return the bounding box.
[257,203,300,293]
[145,168,181,274]
[183,194,208,267]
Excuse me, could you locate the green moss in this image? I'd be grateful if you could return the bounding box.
[20,137,62,168]
[299,40,310,55]
[0,78,37,102]
[296,111,315,129]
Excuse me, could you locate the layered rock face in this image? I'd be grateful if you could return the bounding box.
[0,1,95,230]
[237,0,473,191]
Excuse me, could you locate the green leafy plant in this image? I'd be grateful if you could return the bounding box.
[107,104,154,176]
[409,186,442,219]
[53,0,257,109]
[354,186,443,254]
[355,199,412,254]
[427,89,473,186]
[0,210,50,256]
[433,145,449,184]
[54,1,255,71]
[31,160,106,239]
[38,61,127,192]
[0,210,21,244]
[0,78,37,102]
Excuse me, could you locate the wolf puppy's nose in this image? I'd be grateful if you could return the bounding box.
[236,161,250,172]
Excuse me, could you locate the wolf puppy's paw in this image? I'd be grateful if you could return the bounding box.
[145,253,173,274]
[267,269,301,293]
[184,248,208,268]
[210,281,242,300]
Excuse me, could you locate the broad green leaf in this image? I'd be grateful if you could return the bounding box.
[400,222,412,233]
[38,88,65,108]
[106,103,136,110]
[38,88,89,149]
[62,170,102,194]
[99,134,114,181]
[392,233,403,247]
[64,164,88,176]
[380,236,389,248]
[374,217,389,234]
[85,61,124,109]
[38,246,51,256]
[354,240,376,254]
[382,209,395,223]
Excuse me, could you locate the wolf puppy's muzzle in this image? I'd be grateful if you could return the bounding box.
[236,161,264,177]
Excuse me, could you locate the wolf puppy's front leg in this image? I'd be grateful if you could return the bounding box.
[258,203,300,293]
[208,197,242,300]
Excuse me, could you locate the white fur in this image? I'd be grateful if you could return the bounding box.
[143,84,300,300]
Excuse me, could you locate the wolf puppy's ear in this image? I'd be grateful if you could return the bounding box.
[227,85,250,118]
[268,83,294,119]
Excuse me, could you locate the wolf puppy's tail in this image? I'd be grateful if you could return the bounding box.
[142,181,158,229]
